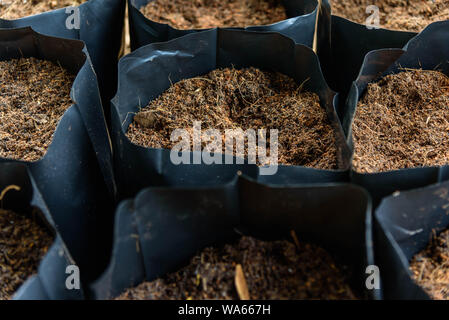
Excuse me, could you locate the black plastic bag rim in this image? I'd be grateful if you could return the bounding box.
[375,201,417,273]
[373,183,443,299]
[28,169,79,273]
[129,0,321,32]
[93,173,376,300]
[0,26,105,165]
[116,29,351,174]
[347,21,449,175]
[352,162,445,176]
[132,174,372,202]
[119,29,333,94]
[376,219,409,264]
[0,163,79,299]
[354,48,405,85]
[403,20,449,49]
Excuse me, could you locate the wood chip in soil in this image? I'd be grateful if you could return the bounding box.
[140,0,287,29]
[126,67,340,169]
[410,228,449,300]
[0,0,84,19]
[0,208,54,300]
[115,236,357,300]
[0,57,75,162]
[352,69,449,173]
[332,0,449,32]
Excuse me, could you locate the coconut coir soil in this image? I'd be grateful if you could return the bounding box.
[0,0,84,19]
[332,0,449,32]
[352,69,449,173]
[140,0,287,29]
[410,229,449,300]
[126,67,339,169]
[0,57,75,162]
[0,208,54,300]
[116,236,357,300]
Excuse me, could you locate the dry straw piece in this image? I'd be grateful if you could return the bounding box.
[0,57,75,162]
[0,185,20,204]
[126,67,340,169]
[332,0,449,32]
[0,0,84,19]
[352,69,449,173]
[235,264,250,300]
[410,229,449,300]
[140,0,287,29]
[115,236,357,300]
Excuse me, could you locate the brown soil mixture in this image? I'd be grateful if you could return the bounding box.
[126,67,339,169]
[140,0,287,29]
[0,208,54,300]
[0,0,84,19]
[332,0,449,32]
[0,57,75,162]
[410,229,449,300]
[115,236,357,300]
[352,69,449,173]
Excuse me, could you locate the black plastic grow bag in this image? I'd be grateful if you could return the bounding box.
[112,28,351,200]
[341,21,449,206]
[324,16,417,119]
[0,28,115,285]
[91,175,376,300]
[128,0,331,53]
[0,0,126,110]
[0,162,84,300]
[374,180,449,300]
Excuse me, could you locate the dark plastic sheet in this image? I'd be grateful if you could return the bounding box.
[0,28,116,284]
[325,16,416,120]
[342,21,449,206]
[374,180,449,299]
[0,162,84,300]
[128,0,331,52]
[112,28,351,200]
[91,176,376,300]
[0,0,126,111]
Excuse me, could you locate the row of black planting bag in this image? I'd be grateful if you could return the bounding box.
[0,0,448,300]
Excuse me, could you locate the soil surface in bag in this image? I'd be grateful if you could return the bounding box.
[0,57,74,162]
[139,0,287,29]
[0,0,84,19]
[0,208,53,300]
[126,67,340,169]
[410,229,449,300]
[352,69,449,173]
[115,236,357,300]
[332,0,449,32]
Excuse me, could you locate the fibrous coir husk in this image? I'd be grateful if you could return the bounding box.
[0,0,84,19]
[352,69,449,173]
[332,0,449,32]
[0,57,75,162]
[410,229,449,300]
[115,236,357,300]
[140,0,287,29]
[0,208,54,300]
[126,67,339,169]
